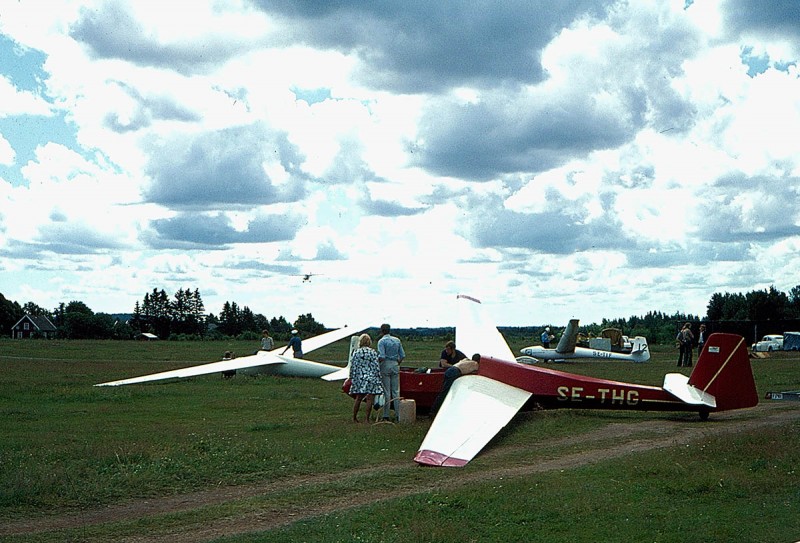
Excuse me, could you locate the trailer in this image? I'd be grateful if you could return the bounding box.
[783,331,800,351]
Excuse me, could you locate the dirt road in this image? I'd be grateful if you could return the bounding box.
[4,404,797,542]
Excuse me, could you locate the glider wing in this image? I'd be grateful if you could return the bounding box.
[95,351,286,387]
[96,323,367,387]
[414,375,531,466]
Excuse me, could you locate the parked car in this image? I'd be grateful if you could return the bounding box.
[751,335,784,352]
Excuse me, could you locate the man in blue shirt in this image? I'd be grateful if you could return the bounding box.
[541,327,552,349]
[281,329,303,358]
[377,323,405,421]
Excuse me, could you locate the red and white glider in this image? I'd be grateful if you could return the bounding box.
[414,295,758,467]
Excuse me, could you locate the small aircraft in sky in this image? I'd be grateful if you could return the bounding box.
[413,295,758,467]
[519,319,650,363]
[95,325,366,387]
[297,273,321,282]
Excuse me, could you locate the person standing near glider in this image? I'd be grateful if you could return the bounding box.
[282,329,303,358]
[349,334,383,423]
[377,323,405,422]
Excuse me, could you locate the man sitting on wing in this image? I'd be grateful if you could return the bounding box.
[429,353,480,416]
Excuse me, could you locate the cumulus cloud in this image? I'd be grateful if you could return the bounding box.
[144,212,303,249]
[69,2,255,74]
[143,124,307,209]
[0,1,798,326]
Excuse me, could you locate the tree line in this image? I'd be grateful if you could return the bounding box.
[1,284,798,342]
[0,288,325,341]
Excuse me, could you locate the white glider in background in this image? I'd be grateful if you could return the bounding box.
[95,325,367,387]
[519,319,650,363]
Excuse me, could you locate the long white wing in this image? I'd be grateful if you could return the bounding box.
[270,324,368,358]
[96,324,367,387]
[414,375,531,466]
[415,295,530,467]
[454,295,515,361]
[95,351,287,387]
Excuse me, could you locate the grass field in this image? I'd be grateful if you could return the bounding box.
[1,336,799,542]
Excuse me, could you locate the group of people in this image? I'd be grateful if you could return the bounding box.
[350,333,481,423]
[349,323,406,423]
[266,325,479,422]
[259,329,303,358]
[676,322,706,367]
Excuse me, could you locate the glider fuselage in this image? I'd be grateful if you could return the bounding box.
[520,345,649,363]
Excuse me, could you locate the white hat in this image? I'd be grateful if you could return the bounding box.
[291,329,298,334]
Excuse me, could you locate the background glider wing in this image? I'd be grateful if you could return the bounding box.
[96,324,367,386]
[95,351,287,387]
[414,375,532,466]
[271,324,368,358]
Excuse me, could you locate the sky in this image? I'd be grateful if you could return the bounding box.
[0,0,798,329]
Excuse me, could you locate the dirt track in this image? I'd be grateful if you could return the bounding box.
[4,404,798,542]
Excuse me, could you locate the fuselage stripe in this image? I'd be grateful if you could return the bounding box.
[702,337,744,393]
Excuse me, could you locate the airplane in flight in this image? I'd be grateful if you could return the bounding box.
[95,325,366,387]
[413,295,758,467]
[519,319,650,363]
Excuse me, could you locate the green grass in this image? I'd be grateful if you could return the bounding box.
[1,338,799,542]
[256,424,800,543]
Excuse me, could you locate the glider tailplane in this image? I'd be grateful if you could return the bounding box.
[320,335,360,381]
[687,333,758,412]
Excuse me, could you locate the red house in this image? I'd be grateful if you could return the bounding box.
[11,314,58,339]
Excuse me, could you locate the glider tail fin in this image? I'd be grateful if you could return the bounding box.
[629,337,650,362]
[688,333,758,411]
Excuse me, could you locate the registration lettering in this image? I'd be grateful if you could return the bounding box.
[557,386,640,405]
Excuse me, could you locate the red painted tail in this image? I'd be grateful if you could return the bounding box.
[688,333,758,411]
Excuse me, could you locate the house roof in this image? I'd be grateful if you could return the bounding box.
[13,314,58,332]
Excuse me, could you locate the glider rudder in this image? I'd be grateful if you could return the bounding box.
[687,333,758,412]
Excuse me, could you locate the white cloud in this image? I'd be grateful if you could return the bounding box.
[0,1,798,327]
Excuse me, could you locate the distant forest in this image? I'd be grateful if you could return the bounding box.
[2,284,799,344]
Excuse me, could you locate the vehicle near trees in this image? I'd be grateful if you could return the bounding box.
[781,332,800,351]
[751,335,784,352]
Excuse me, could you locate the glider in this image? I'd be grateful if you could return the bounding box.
[519,319,650,363]
[413,295,758,467]
[95,325,366,387]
